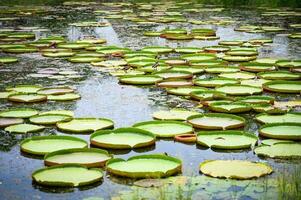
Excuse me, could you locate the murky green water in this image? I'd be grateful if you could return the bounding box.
[0,1,300,200]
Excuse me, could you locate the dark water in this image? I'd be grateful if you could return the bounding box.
[0,1,300,200]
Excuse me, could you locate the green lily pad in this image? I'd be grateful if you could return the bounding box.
[240,62,275,72]
[42,52,75,57]
[119,75,163,85]
[256,113,301,124]
[190,90,227,101]
[37,87,74,95]
[0,117,24,127]
[6,85,42,93]
[106,154,181,178]
[39,110,74,117]
[255,142,301,159]
[90,127,155,149]
[222,55,257,62]
[259,123,301,140]
[157,79,193,88]
[204,45,230,53]
[57,43,91,49]
[197,130,257,149]
[258,71,300,80]
[0,56,18,63]
[152,109,200,120]
[218,40,244,46]
[68,56,104,63]
[3,47,38,53]
[263,81,301,93]
[47,93,81,101]
[240,79,270,87]
[32,164,103,187]
[5,123,45,134]
[0,91,16,99]
[181,53,216,62]
[209,102,252,113]
[237,96,274,104]
[154,70,193,79]
[29,114,72,125]
[194,78,239,87]
[166,86,207,96]
[276,60,301,68]
[133,120,193,138]
[8,93,47,103]
[200,160,272,179]
[187,113,245,130]
[174,47,202,53]
[57,118,114,133]
[216,84,262,96]
[44,148,112,167]
[21,135,88,155]
[142,46,173,53]
[0,108,38,118]
[205,66,240,73]
[171,66,204,74]
[218,72,256,79]
[256,58,278,64]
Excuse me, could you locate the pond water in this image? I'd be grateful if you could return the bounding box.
[0,1,300,200]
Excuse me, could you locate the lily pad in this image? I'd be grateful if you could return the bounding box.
[205,66,240,73]
[154,70,193,79]
[258,71,300,80]
[21,135,88,155]
[166,86,207,96]
[209,102,252,113]
[119,75,163,85]
[190,90,227,101]
[39,110,74,117]
[240,62,275,72]
[219,72,256,79]
[263,81,301,93]
[37,87,74,95]
[5,123,45,134]
[255,142,301,159]
[0,108,38,118]
[142,46,173,54]
[216,84,262,96]
[90,127,155,149]
[32,164,103,187]
[194,78,239,87]
[240,79,270,87]
[8,93,47,103]
[200,160,272,179]
[133,120,193,138]
[259,123,301,140]
[47,93,81,101]
[276,60,301,68]
[197,130,257,149]
[157,79,193,88]
[44,148,112,167]
[6,85,42,93]
[152,109,199,120]
[106,154,181,178]
[29,114,72,125]
[0,117,24,127]
[0,56,18,63]
[256,113,301,124]
[187,113,245,130]
[57,118,114,133]
[237,95,274,104]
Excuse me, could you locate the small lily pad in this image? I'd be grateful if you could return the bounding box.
[47,93,81,101]
[119,75,163,85]
[263,81,301,93]
[216,84,262,96]
[256,113,301,124]
[8,93,47,103]
[5,123,45,134]
[29,114,72,125]
[255,142,301,159]
[152,109,200,120]
[0,108,38,118]
[259,123,301,140]
[0,117,24,127]
[209,102,252,113]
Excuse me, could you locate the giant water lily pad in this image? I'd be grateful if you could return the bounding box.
[0,117,24,127]
[181,53,216,62]
[188,113,245,130]
[237,96,274,104]
[5,123,45,134]
[205,66,240,73]
[119,75,163,85]
[68,56,104,63]
[21,135,88,155]
[142,46,173,53]
[154,70,193,79]
[219,72,256,79]
[57,118,114,133]
[47,93,81,101]
[256,113,301,124]
[152,109,199,121]
[197,130,257,149]
[106,154,181,178]
[240,79,270,87]
[37,87,74,95]
[209,102,252,113]
[8,93,47,103]
[194,78,239,88]
[258,71,300,80]
[276,60,301,68]
[157,79,193,88]
[133,120,193,138]
[216,84,262,96]
[166,86,207,96]
[29,114,72,125]
[240,62,275,72]
[221,55,257,62]
[6,85,42,93]
[39,110,74,117]
[190,90,227,101]
[44,148,112,167]
[90,127,155,149]
[0,108,38,118]
[255,142,301,159]
[32,164,103,187]
[200,160,272,179]
[0,56,18,63]
[263,81,301,93]
[259,123,301,140]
